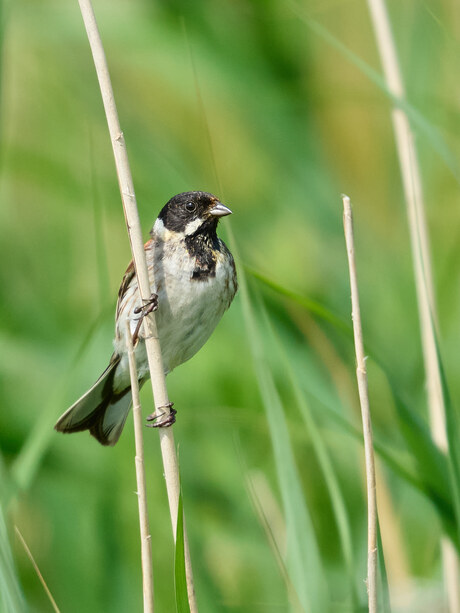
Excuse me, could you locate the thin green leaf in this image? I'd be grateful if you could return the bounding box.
[309,393,424,493]
[291,6,460,185]
[260,302,360,610]
[310,375,457,545]
[236,257,328,611]
[0,503,26,613]
[434,335,460,545]
[89,135,111,310]
[9,305,112,505]
[377,521,391,613]
[15,527,60,613]
[246,265,351,334]
[388,387,456,544]
[248,269,457,544]
[238,440,306,613]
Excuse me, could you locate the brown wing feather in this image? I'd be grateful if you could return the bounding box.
[115,239,153,320]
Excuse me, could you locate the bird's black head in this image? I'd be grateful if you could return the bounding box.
[157,191,232,237]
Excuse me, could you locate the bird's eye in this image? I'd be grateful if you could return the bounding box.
[185,201,196,213]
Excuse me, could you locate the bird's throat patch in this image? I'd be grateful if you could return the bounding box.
[185,232,219,281]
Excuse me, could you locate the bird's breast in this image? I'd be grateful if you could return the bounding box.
[114,236,236,380]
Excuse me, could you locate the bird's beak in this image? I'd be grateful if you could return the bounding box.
[209,202,232,217]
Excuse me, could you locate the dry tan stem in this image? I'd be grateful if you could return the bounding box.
[76,1,197,610]
[126,322,154,613]
[366,1,459,609]
[343,196,377,613]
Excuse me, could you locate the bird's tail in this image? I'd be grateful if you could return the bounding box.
[55,355,132,446]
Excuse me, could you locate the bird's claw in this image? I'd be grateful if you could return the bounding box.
[146,402,177,428]
[134,293,159,318]
[132,293,158,345]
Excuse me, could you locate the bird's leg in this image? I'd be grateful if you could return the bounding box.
[132,293,174,427]
[146,402,177,428]
[132,293,158,345]
[134,293,159,317]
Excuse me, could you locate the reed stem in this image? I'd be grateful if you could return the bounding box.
[343,195,378,613]
[76,1,197,609]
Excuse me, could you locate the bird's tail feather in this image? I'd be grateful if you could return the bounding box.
[55,355,132,446]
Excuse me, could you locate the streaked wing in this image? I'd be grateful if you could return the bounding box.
[115,239,153,320]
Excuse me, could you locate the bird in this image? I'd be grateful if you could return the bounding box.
[55,191,237,446]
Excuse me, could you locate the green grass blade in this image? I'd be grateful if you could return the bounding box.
[318,373,456,544]
[377,521,391,613]
[434,335,460,545]
[8,306,112,504]
[292,7,460,185]
[0,453,25,612]
[252,350,326,612]
[246,266,351,335]
[238,442,306,613]
[388,387,456,543]
[89,136,111,311]
[0,450,15,510]
[236,266,328,611]
[248,271,457,544]
[260,303,360,610]
[0,504,26,613]
[312,394,424,493]
[174,489,191,613]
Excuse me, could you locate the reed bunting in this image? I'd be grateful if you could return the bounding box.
[55,191,237,446]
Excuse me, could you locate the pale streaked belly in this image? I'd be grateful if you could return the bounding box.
[113,241,236,392]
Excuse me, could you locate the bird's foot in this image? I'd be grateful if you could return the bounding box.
[146,402,177,428]
[132,293,158,345]
[134,293,159,318]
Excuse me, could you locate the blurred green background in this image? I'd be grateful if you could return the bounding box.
[1,0,460,611]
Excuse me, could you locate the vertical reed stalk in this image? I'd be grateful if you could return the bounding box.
[76,1,197,610]
[343,195,377,613]
[367,1,459,609]
[126,322,154,613]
